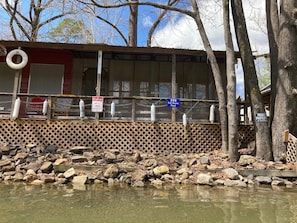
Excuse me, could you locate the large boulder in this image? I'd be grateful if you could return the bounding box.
[196,173,213,185]
[103,164,119,178]
[153,165,169,176]
[222,168,239,180]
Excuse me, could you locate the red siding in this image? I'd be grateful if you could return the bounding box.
[1,48,73,94]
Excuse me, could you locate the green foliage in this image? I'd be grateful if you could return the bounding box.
[49,18,92,43]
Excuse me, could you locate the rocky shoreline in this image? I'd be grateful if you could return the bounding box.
[0,144,296,189]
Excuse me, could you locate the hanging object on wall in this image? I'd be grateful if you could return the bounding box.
[6,48,28,70]
[79,99,85,118]
[111,101,115,117]
[42,100,48,115]
[209,104,215,123]
[11,97,21,120]
[151,103,156,123]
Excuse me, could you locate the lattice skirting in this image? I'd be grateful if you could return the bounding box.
[0,120,255,154]
[286,133,297,163]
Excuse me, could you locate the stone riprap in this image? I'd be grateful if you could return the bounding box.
[0,144,296,189]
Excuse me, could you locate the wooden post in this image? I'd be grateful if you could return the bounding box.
[131,98,136,122]
[171,54,177,123]
[10,56,21,119]
[95,50,103,120]
[47,96,52,120]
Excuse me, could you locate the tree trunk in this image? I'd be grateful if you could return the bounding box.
[223,0,238,161]
[266,0,279,128]
[272,0,297,161]
[191,0,228,152]
[231,0,272,161]
[128,0,138,46]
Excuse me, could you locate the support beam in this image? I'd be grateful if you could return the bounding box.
[95,51,103,120]
[171,54,177,123]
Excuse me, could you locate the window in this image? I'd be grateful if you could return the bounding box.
[28,64,64,94]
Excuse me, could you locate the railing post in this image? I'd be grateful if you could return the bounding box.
[47,96,52,120]
[131,98,136,122]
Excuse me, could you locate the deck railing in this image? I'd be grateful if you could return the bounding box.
[0,92,247,124]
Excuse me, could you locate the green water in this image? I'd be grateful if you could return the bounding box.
[1,183,297,223]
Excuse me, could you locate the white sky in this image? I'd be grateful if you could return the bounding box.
[149,0,268,98]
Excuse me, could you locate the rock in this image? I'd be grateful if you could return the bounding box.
[274,163,288,170]
[143,159,157,168]
[200,156,210,165]
[0,159,12,168]
[222,168,239,180]
[1,145,11,155]
[151,179,163,186]
[255,176,272,184]
[72,175,88,185]
[252,162,266,170]
[71,156,88,163]
[176,167,188,175]
[26,169,37,176]
[53,158,68,166]
[104,152,117,163]
[153,165,169,176]
[238,155,256,166]
[70,146,93,154]
[132,181,145,187]
[24,169,38,182]
[2,164,15,172]
[224,179,247,187]
[271,180,286,186]
[31,179,44,185]
[174,155,187,165]
[63,167,76,179]
[41,174,55,183]
[197,173,213,185]
[131,151,142,163]
[43,145,57,154]
[161,174,174,182]
[213,179,225,186]
[118,162,137,172]
[13,172,24,182]
[26,161,42,172]
[103,164,119,178]
[40,161,53,173]
[107,178,114,186]
[131,169,147,182]
[14,152,28,160]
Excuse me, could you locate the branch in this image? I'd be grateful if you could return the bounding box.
[147,0,179,46]
[39,12,74,27]
[78,0,194,17]
[94,15,129,45]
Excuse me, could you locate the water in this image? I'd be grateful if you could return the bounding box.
[1,183,297,223]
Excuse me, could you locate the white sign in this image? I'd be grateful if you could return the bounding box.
[92,96,104,112]
[255,113,268,123]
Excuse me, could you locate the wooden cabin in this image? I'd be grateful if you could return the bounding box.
[0,41,231,122]
[0,41,253,154]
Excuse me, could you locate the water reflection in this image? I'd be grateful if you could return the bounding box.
[0,182,297,223]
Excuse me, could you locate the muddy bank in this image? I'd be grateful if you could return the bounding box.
[0,144,296,188]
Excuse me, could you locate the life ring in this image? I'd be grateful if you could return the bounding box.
[6,49,28,70]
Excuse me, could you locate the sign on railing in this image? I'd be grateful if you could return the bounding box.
[167,98,180,108]
[91,96,104,112]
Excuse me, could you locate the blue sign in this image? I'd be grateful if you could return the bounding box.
[167,98,180,108]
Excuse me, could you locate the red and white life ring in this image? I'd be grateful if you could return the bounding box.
[6,49,28,70]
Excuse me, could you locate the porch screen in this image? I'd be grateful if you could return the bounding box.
[0,62,15,92]
[0,62,15,111]
[29,64,64,94]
